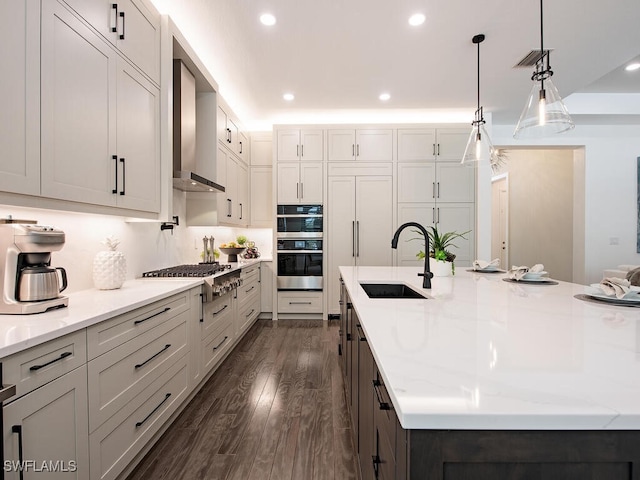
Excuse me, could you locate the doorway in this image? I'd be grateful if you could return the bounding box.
[491,174,508,268]
[491,148,585,283]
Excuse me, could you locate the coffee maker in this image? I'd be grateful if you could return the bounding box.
[0,219,69,314]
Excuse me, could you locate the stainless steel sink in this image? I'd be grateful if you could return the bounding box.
[359,283,428,299]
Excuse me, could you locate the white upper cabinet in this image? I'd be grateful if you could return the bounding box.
[397,163,436,203]
[41,0,159,213]
[217,103,246,161]
[277,129,323,161]
[327,129,392,161]
[0,0,40,196]
[277,163,323,204]
[435,163,475,203]
[398,127,468,162]
[61,0,160,83]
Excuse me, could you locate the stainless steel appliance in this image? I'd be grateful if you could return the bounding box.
[0,220,69,314]
[172,60,225,194]
[276,204,323,238]
[276,205,323,291]
[142,264,242,325]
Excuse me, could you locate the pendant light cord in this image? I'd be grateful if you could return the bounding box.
[472,34,485,125]
[539,0,545,91]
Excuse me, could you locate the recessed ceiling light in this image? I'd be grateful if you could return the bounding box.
[260,13,276,26]
[283,93,295,101]
[379,93,391,101]
[408,13,425,26]
[625,62,640,72]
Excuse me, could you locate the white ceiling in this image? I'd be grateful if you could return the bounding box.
[151,0,640,130]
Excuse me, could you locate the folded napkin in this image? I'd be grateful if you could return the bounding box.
[508,263,544,281]
[600,277,631,299]
[473,258,501,271]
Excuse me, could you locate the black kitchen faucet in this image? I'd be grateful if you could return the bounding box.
[391,222,433,289]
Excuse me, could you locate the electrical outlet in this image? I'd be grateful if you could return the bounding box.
[609,237,619,245]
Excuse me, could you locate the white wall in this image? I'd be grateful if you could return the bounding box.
[0,191,273,294]
[491,124,640,285]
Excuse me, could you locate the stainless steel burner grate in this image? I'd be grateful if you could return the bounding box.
[142,263,231,278]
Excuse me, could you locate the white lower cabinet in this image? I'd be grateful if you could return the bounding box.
[89,357,189,480]
[237,265,261,334]
[277,291,323,314]
[3,366,90,479]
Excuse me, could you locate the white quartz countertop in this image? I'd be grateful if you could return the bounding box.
[339,266,640,431]
[0,258,267,358]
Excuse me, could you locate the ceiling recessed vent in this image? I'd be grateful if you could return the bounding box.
[514,49,553,68]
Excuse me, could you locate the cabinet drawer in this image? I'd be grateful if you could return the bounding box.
[374,367,396,454]
[2,329,87,401]
[202,322,234,374]
[238,296,260,334]
[277,291,322,313]
[237,279,260,306]
[87,291,189,359]
[88,313,187,431]
[202,292,233,339]
[89,356,189,480]
[241,263,260,280]
[376,423,396,480]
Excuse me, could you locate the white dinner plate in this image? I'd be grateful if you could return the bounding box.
[522,271,548,280]
[477,265,500,272]
[587,285,640,303]
[516,276,549,282]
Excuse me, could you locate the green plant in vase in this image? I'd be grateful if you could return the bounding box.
[413,225,470,275]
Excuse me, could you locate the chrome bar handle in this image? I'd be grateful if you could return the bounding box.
[112,155,118,194]
[300,182,303,199]
[297,145,299,157]
[356,221,360,257]
[432,182,435,199]
[301,144,304,157]
[352,221,355,257]
[357,144,360,157]
[437,182,440,198]
[352,144,355,157]
[432,143,436,156]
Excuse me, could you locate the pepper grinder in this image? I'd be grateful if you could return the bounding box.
[209,236,215,263]
[202,237,209,263]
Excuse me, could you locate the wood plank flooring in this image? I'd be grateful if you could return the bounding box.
[126,319,360,480]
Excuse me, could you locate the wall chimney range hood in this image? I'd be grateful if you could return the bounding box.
[172,59,225,193]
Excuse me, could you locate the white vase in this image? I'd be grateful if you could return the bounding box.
[429,257,453,277]
[93,249,126,290]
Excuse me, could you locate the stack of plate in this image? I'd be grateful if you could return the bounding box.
[586,284,640,304]
[521,271,549,282]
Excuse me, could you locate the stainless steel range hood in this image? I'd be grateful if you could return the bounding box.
[173,60,225,193]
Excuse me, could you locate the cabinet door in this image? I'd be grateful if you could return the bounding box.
[217,105,229,148]
[435,128,469,161]
[62,0,160,83]
[327,129,356,161]
[356,129,393,161]
[397,163,436,203]
[327,176,356,315]
[397,128,436,162]
[250,133,272,166]
[225,156,238,223]
[355,176,393,266]
[277,163,301,204]
[116,0,160,84]
[237,161,248,225]
[3,366,89,480]
[435,162,475,203]
[300,129,324,161]
[397,204,435,266]
[115,59,160,212]
[358,333,375,480]
[0,0,39,196]
[277,129,301,161]
[299,162,323,203]
[250,166,273,227]
[436,203,475,266]
[41,0,118,207]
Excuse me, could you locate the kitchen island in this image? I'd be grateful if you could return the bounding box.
[339,266,640,480]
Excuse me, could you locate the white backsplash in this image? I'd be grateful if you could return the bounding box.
[0,196,273,293]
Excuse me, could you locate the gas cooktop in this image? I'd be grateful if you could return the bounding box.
[142,263,232,278]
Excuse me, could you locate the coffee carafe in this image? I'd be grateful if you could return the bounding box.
[0,220,69,314]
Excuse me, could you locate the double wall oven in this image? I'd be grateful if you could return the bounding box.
[277,205,323,290]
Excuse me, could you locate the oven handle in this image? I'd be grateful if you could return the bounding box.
[277,250,323,254]
[276,214,323,218]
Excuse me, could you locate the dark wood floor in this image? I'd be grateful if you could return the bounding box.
[127,319,360,480]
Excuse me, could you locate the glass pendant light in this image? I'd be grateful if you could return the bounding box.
[461,34,504,172]
[513,0,574,139]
